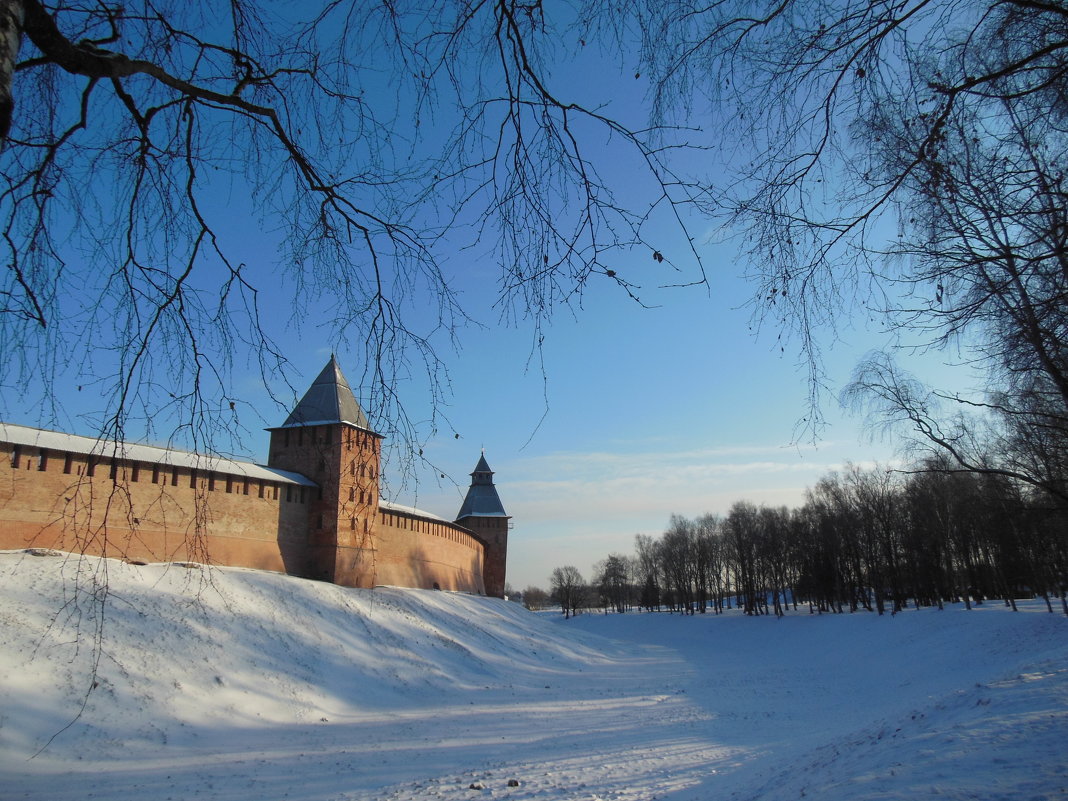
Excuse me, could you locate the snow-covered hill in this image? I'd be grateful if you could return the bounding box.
[1,549,1065,800]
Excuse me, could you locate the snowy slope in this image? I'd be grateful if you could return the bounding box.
[1,549,1065,801]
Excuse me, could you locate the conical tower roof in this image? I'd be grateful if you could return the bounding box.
[456,452,508,519]
[279,356,373,430]
[472,453,492,475]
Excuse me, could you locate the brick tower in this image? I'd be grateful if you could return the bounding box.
[266,356,382,586]
[455,453,510,598]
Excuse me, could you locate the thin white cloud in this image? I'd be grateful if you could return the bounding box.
[496,443,899,529]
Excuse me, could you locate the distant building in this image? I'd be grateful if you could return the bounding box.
[0,357,510,596]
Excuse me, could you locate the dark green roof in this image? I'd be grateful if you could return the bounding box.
[456,453,508,519]
[279,356,374,431]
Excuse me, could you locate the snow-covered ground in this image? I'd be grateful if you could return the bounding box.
[1,549,1065,801]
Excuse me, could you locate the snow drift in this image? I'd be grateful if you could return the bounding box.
[1,549,1065,800]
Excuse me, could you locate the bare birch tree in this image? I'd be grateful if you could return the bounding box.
[1,1,707,456]
[576,1,1068,459]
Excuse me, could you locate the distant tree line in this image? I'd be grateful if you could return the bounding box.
[544,460,1067,618]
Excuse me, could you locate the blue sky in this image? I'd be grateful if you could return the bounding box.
[0,8,984,591]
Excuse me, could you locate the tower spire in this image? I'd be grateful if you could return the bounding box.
[280,356,372,430]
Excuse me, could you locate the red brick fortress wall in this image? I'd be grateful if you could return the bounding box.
[374,507,485,593]
[266,423,489,593]
[0,441,309,571]
[2,427,495,596]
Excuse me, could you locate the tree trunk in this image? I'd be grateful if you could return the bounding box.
[0,0,23,144]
